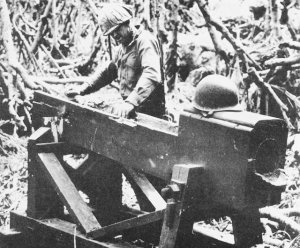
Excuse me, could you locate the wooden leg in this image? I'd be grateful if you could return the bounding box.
[159,198,183,248]
[27,128,63,219]
[231,208,263,248]
[159,164,205,248]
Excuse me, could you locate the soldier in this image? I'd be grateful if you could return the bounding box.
[66,4,165,119]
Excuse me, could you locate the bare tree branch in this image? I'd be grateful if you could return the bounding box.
[0,0,40,91]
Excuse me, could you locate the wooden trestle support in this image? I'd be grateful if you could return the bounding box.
[0,91,288,248]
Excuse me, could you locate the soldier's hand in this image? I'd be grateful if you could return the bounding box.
[112,102,135,118]
[65,88,82,98]
[65,82,89,98]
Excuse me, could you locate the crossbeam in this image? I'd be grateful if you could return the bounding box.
[89,209,164,238]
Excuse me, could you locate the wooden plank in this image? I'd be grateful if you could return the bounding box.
[89,210,164,238]
[10,212,140,248]
[36,152,101,237]
[124,166,166,210]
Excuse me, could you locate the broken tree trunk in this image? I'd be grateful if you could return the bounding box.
[260,207,300,235]
[195,0,261,71]
[195,0,229,74]
[30,0,53,54]
[269,0,281,38]
[0,0,39,91]
[265,55,300,67]
[280,40,300,50]
[248,67,294,129]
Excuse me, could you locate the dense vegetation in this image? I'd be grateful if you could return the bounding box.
[1,0,300,247]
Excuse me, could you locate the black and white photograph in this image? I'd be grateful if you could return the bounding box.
[0,0,300,247]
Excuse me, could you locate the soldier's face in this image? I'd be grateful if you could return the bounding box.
[111,23,132,46]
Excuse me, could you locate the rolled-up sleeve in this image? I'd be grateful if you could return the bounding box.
[126,35,162,106]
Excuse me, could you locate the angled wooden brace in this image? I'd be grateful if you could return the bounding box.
[36,152,102,238]
[123,165,166,210]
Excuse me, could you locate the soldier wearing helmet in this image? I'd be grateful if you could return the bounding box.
[66,4,165,119]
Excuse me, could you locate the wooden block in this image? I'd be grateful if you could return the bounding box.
[36,152,101,237]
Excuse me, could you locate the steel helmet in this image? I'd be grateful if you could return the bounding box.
[99,4,132,36]
[193,74,241,113]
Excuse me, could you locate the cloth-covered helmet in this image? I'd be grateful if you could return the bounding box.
[193,74,241,113]
[99,4,132,36]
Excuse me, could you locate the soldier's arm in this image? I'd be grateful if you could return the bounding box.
[81,61,118,95]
